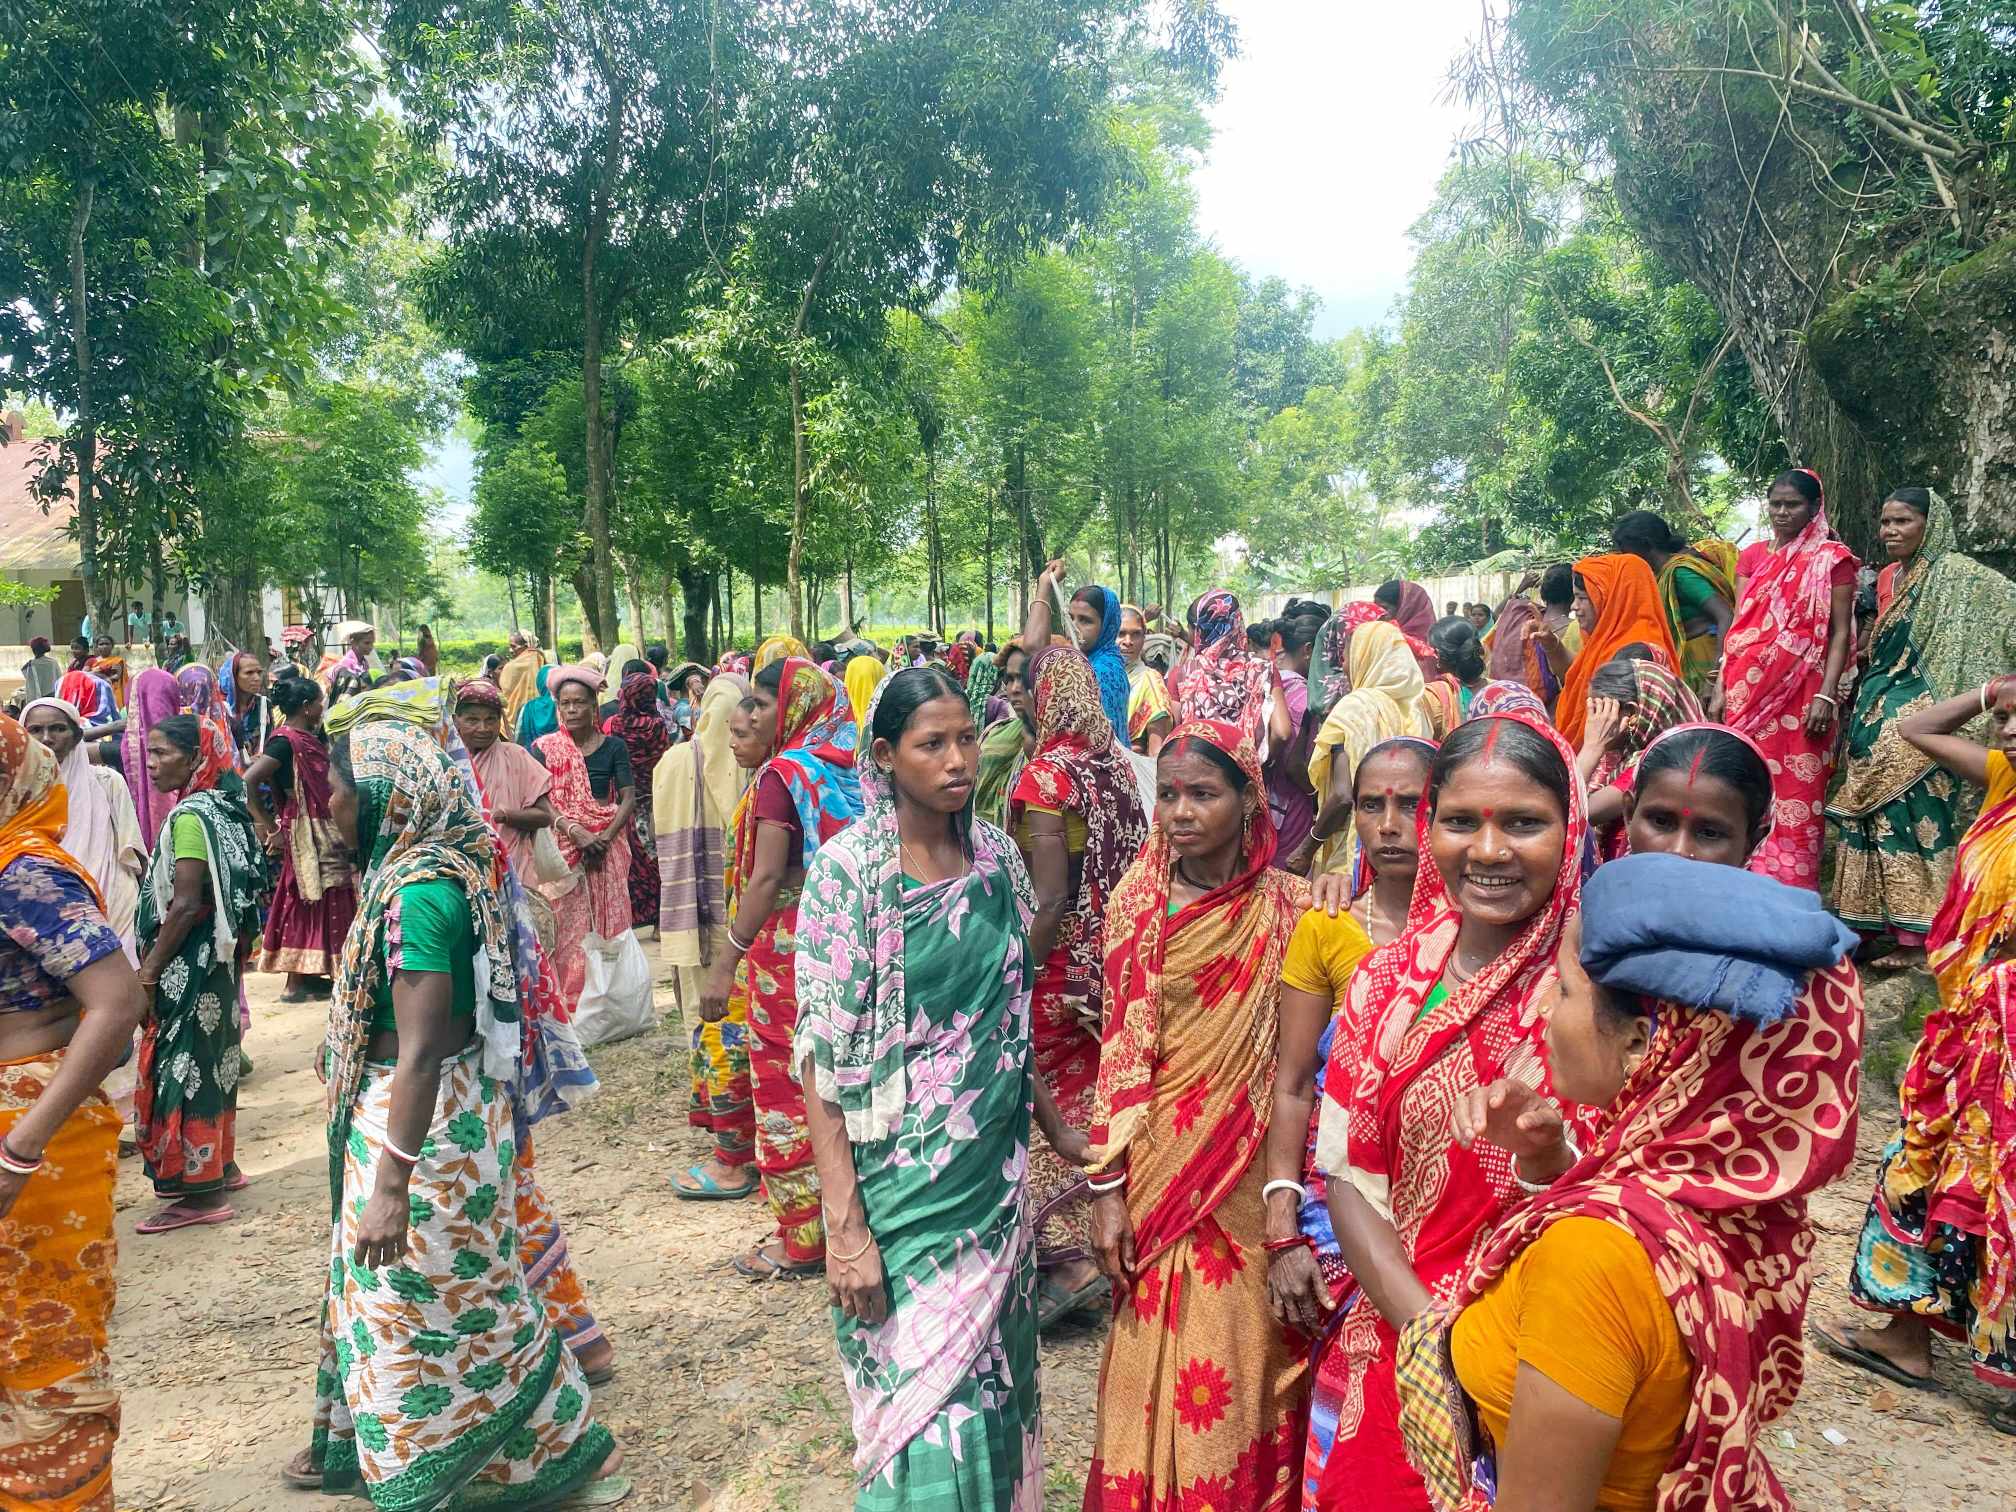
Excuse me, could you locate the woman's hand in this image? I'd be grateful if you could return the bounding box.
[1455,1078,1567,1165]
[258,825,282,857]
[1805,693,1838,736]
[1309,867,1352,916]
[353,1185,412,1270]
[1705,681,1726,722]
[698,956,736,1024]
[0,1164,30,1222]
[1266,1243,1330,1335]
[1583,695,1625,754]
[1048,1126,1092,1168]
[1091,1189,1136,1285]
[827,1231,887,1325]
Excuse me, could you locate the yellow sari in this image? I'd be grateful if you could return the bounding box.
[1307,622,1433,873]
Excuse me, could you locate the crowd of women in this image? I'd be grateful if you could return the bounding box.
[6,463,2016,1510]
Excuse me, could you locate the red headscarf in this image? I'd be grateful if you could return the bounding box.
[603,669,672,782]
[1167,588,1274,741]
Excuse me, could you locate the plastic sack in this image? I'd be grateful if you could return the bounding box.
[572,927,655,1048]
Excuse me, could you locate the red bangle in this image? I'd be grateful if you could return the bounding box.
[1262,1235,1311,1255]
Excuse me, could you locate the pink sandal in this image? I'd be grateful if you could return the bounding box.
[135,1203,236,1235]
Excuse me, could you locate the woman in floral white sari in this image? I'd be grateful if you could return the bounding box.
[795,667,1085,1509]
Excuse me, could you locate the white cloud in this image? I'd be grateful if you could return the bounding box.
[1192,0,1481,338]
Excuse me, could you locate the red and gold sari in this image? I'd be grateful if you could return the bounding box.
[1083,718,1311,1512]
[1311,712,1586,1511]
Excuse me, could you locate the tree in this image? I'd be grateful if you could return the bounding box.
[468,442,577,642]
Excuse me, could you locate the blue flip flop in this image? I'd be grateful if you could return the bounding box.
[671,1164,758,1202]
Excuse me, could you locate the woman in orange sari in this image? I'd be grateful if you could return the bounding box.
[1710,468,1857,888]
[1311,712,1585,1511]
[1555,553,1679,749]
[0,714,146,1511]
[1084,719,1311,1512]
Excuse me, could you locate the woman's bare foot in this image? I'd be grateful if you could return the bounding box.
[1047,1257,1102,1295]
[1813,1316,1935,1382]
[597,1445,625,1478]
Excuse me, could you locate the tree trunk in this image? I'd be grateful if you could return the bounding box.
[68,185,115,638]
[507,576,521,635]
[984,488,996,644]
[579,81,628,649]
[660,582,681,661]
[843,538,855,638]
[725,564,736,646]
[570,564,606,652]
[784,240,839,644]
[753,579,763,643]
[677,562,712,666]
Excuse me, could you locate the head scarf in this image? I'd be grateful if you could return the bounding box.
[325,678,445,738]
[324,721,523,1214]
[453,678,505,714]
[177,662,232,742]
[1485,596,1540,684]
[1465,680,1548,721]
[19,696,123,908]
[1399,852,1861,1512]
[845,654,887,740]
[1011,647,1151,1019]
[1556,553,1681,748]
[1167,589,1273,740]
[56,670,115,725]
[605,644,641,678]
[282,624,314,649]
[515,665,559,747]
[1311,602,1388,718]
[389,655,427,683]
[942,641,974,683]
[123,667,185,846]
[1385,581,1441,678]
[791,670,1035,1144]
[0,712,105,909]
[547,663,605,700]
[604,669,672,781]
[583,650,607,676]
[1590,659,1704,795]
[174,718,238,797]
[754,634,809,672]
[1307,621,1434,874]
[1870,487,2016,711]
[727,659,863,900]
[1075,585,1133,740]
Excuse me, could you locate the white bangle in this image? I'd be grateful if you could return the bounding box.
[382,1137,424,1166]
[1514,1133,1579,1195]
[1260,1179,1308,1204]
[1086,1172,1127,1194]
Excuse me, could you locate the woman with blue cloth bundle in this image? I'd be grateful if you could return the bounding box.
[1393,851,1862,1512]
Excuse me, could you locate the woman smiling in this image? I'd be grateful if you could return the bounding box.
[1312,713,1585,1510]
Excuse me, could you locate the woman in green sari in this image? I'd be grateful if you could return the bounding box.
[1829,487,2016,968]
[794,666,1085,1509]
[972,641,1033,829]
[134,715,267,1234]
[1612,509,1738,696]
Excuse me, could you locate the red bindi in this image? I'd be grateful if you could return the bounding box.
[1383,786,1396,797]
[1680,807,1692,818]
[1480,807,1495,820]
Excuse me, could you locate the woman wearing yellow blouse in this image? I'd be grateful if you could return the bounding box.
[1274,735,1434,1498]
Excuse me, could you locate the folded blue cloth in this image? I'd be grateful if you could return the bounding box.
[1579,852,1858,1027]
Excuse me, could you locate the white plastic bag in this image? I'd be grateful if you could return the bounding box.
[572,928,655,1048]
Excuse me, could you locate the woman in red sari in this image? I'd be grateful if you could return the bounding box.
[604,666,671,929]
[1008,645,1149,1327]
[1312,711,1585,1511]
[1710,468,1857,888]
[699,657,862,1278]
[246,675,354,998]
[1084,719,1311,1512]
[533,666,634,1009]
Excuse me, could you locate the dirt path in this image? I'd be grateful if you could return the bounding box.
[110,971,2014,1511]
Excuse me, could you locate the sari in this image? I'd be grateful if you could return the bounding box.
[257,725,356,976]
[1656,539,1739,695]
[499,646,546,732]
[88,653,127,711]
[1556,554,1679,750]
[1462,680,1547,722]
[656,676,752,1169]
[0,717,126,1512]
[307,722,614,1508]
[122,668,183,848]
[754,634,809,671]
[1850,749,2016,1382]
[134,725,267,1200]
[1589,662,1704,861]
[845,655,886,741]
[1083,718,1312,1512]
[55,672,114,727]
[514,667,559,749]
[1008,648,1149,1267]
[1828,489,2016,939]
[794,674,1042,1509]
[533,718,632,1010]
[604,670,670,928]
[1168,589,1274,742]
[1385,581,1441,680]
[1125,659,1173,749]
[974,713,1029,831]
[20,697,143,953]
[1721,505,1856,888]
[728,659,862,1264]
[1397,853,1862,1512]
[963,653,998,724]
[1078,585,1133,739]
[1311,711,1585,1511]
[177,662,237,760]
[1307,622,1433,876]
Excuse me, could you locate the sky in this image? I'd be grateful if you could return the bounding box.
[1191,0,1481,339]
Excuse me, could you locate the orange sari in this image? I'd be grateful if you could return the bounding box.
[1084,719,1311,1512]
[1556,554,1679,749]
[0,1053,120,1512]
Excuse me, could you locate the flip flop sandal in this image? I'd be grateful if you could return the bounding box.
[1808,1322,1937,1391]
[671,1164,759,1202]
[550,1475,633,1508]
[278,1452,344,1492]
[225,1170,250,1193]
[1037,1273,1111,1331]
[732,1248,823,1281]
[135,1203,237,1235]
